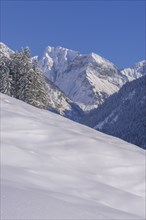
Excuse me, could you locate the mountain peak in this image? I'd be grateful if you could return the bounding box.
[132,60,146,69]
[39,45,123,110]
[88,52,108,64]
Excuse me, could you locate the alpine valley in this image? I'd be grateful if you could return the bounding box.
[0,42,146,220]
[0,42,146,149]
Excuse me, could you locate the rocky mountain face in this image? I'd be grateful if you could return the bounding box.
[82,76,146,149]
[44,77,83,121]
[39,46,125,111]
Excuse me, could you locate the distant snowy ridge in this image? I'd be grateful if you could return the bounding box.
[121,60,146,81]
[1,93,145,219]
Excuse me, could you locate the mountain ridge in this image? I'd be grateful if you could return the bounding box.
[39,45,145,111]
[82,75,146,149]
[39,45,124,110]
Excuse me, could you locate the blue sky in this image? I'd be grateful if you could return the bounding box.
[1,0,145,68]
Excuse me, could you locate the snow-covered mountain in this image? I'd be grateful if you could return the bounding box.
[1,42,145,113]
[39,46,124,111]
[1,42,145,133]
[83,76,146,149]
[1,93,145,219]
[121,60,146,81]
[0,43,83,121]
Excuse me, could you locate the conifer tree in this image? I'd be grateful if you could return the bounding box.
[1,47,48,109]
[32,58,48,109]
[9,47,48,108]
[0,55,12,96]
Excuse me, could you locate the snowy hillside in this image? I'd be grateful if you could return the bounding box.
[1,93,145,219]
[83,76,146,149]
[39,46,124,110]
[121,60,146,81]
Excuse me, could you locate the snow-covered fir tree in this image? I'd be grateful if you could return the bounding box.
[32,58,48,108]
[0,47,48,109]
[0,54,12,96]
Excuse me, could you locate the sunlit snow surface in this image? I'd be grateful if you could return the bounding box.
[1,93,145,219]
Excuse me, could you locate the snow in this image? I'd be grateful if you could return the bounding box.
[39,46,80,82]
[0,42,82,121]
[89,52,117,67]
[39,45,145,111]
[1,93,145,219]
[1,42,145,112]
[121,60,146,81]
[39,46,124,111]
[45,79,72,113]
[0,42,14,58]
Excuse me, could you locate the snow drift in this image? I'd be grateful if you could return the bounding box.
[1,93,145,219]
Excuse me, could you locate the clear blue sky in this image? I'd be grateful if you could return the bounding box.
[1,0,145,68]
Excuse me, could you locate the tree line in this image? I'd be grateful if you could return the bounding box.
[0,47,48,109]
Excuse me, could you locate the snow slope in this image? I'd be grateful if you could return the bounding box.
[39,46,124,110]
[1,93,145,219]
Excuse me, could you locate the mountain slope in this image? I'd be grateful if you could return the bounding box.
[83,76,146,149]
[1,93,145,219]
[39,46,124,110]
[45,77,83,121]
[121,60,146,81]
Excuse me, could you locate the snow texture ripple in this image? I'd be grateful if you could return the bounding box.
[1,93,145,219]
